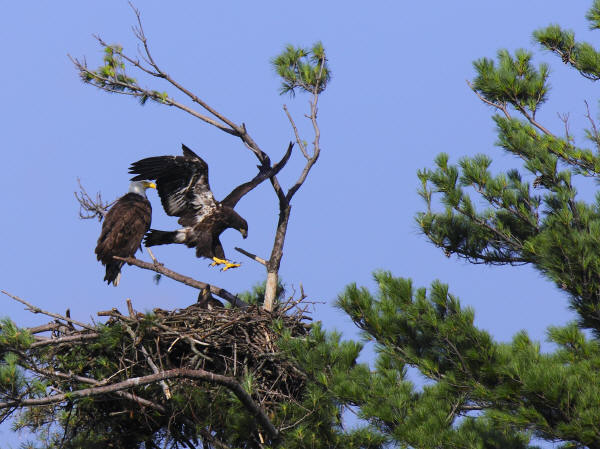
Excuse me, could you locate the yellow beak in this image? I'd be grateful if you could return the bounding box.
[145,181,157,189]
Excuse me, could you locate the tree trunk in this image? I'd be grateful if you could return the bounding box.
[264,204,291,311]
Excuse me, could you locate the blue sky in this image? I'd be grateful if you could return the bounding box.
[0,1,595,445]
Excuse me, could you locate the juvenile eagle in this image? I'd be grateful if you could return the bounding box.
[129,144,249,271]
[95,180,156,285]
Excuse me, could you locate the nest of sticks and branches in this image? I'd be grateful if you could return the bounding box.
[3,293,312,448]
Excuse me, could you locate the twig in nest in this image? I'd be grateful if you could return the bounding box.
[124,298,172,400]
[30,333,100,348]
[124,322,172,400]
[126,298,136,318]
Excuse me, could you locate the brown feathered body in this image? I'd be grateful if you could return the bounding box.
[164,206,246,260]
[129,144,248,261]
[95,192,152,285]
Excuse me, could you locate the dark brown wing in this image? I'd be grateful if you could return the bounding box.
[129,144,216,221]
[95,192,152,283]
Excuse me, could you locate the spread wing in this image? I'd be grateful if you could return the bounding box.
[129,144,217,224]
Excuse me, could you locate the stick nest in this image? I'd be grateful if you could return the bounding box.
[107,302,309,403]
[22,301,312,447]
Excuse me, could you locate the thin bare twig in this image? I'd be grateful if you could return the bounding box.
[1,291,95,331]
[584,100,600,147]
[123,319,172,400]
[285,103,321,201]
[283,105,309,159]
[558,112,571,142]
[234,247,267,266]
[75,178,113,221]
[128,6,244,136]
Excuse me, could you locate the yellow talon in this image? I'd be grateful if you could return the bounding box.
[222,261,241,271]
[211,257,241,271]
[211,257,228,267]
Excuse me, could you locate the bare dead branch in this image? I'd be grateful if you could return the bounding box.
[112,256,248,309]
[558,112,571,142]
[283,105,309,159]
[234,247,267,266]
[126,298,136,318]
[221,142,293,208]
[127,6,244,135]
[585,100,600,147]
[30,333,100,348]
[263,205,292,312]
[286,102,321,201]
[1,291,95,331]
[85,12,282,174]
[26,323,62,334]
[75,178,113,221]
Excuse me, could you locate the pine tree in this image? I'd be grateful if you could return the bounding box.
[334,1,600,448]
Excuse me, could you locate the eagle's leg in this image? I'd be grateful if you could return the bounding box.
[211,257,241,271]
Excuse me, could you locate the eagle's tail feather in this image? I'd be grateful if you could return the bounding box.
[145,229,179,247]
[104,261,123,286]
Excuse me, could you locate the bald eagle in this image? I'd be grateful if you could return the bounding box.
[129,144,249,271]
[95,180,156,285]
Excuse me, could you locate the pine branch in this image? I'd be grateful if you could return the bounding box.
[0,368,280,443]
